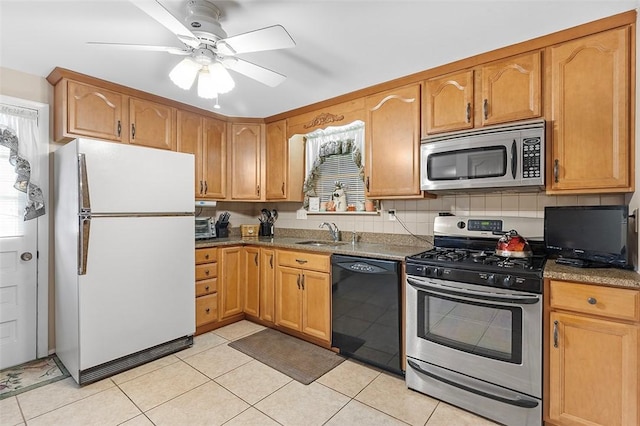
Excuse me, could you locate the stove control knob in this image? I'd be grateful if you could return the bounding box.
[433,267,443,277]
[487,274,496,285]
[457,221,466,229]
[503,275,515,287]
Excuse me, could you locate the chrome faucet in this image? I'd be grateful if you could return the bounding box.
[319,222,340,242]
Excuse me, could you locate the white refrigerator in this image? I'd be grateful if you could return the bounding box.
[54,138,195,385]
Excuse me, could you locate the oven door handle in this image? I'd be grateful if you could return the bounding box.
[407,360,539,409]
[407,278,540,305]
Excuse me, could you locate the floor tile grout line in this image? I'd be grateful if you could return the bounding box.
[15,377,119,422]
[13,395,27,426]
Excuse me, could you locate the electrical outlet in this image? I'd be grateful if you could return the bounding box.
[296,209,307,220]
[388,209,396,221]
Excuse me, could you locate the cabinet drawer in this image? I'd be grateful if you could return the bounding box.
[196,263,218,281]
[550,280,640,322]
[196,278,217,297]
[196,293,218,327]
[196,248,217,264]
[277,250,330,273]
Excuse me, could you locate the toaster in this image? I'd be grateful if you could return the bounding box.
[195,217,216,240]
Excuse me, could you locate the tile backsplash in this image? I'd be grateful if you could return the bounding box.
[198,193,625,238]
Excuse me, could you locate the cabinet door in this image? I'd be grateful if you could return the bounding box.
[548,311,638,426]
[202,117,227,199]
[424,70,474,134]
[548,27,631,192]
[365,84,422,198]
[229,123,262,200]
[480,51,542,126]
[275,265,302,332]
[219,246,243,319]
[265,120,288,200]
[129,97,176,151]
[301,270,331,342]
[260,248,276,323]
[176,110,203,197]
[243,247,260,317]
[67,81,125,142]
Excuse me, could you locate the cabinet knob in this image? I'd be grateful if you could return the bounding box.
[205,254,209,259]
[131,123,136,139]
[295,259,308,264]
[205,269,210,276]
[205,286,210,291]
[466,102,471,123]
[587,297,597,305]
[205,308,210,314]
[483,99,489,120]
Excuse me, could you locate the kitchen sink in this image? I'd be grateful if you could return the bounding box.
[296,240,349,247]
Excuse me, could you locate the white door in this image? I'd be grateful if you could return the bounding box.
[0,146,38,369]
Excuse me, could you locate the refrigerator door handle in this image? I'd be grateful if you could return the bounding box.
[78,153,91,213]
[78,214,91,275]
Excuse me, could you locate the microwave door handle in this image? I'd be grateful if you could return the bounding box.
[511,140,517,179]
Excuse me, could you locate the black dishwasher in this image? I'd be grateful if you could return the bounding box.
[331,254,402,375]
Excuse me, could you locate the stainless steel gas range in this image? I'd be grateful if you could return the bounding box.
[405,216,545,426]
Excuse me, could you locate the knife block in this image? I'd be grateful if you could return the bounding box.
[215,223,229,238]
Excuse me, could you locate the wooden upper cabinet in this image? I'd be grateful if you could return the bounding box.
[424,70,474,134]
[177,112,226,199]
[480,51,542,126]
[65,80,126,143]
[365,84,423,198]
[129,97,176,151]
[265,119,304,201]
[265,120,287,200]
[229,123,263,200]
[202,117,227,199]
[176,110,202,196]
[548,27,632,193]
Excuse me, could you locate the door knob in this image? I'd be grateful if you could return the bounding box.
[21,252,33,261]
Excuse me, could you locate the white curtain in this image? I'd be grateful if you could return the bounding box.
[304,120,365,179]
[0,104,45,220]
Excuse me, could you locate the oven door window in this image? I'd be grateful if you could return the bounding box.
[427,146,507,181]
[417,290,522,364]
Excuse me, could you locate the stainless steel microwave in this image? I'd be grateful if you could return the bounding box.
[420,119,545,192]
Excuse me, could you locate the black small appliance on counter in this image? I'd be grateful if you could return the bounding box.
[544,205,630,269]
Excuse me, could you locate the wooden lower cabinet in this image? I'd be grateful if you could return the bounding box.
[219,246,243,320]
[260,248,276,323]
[194,248,218,332]
[546,279,639,426]
[243,246,260,318]
[275,250,331,343]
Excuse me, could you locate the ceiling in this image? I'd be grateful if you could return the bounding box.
[0,0,637,119]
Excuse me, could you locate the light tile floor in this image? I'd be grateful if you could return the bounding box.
[1,321,499,425]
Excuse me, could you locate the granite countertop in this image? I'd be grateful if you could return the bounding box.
[196,236,426,261]
[544,260,640,289]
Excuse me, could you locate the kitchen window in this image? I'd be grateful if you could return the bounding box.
[303,121,365,208]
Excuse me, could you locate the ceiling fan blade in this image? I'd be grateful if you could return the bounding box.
[130,0,200,48]
[87,42,191,55]
[217,25,295,55]
[222,57,286,87]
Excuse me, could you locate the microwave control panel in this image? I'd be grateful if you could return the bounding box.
[522,137,541,179]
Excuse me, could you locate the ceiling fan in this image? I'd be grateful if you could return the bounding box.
[89,0,295,100]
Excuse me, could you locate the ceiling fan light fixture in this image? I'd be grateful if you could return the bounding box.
[208,62,235,94]
[169,57,201,90]
[197,67,218,99]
